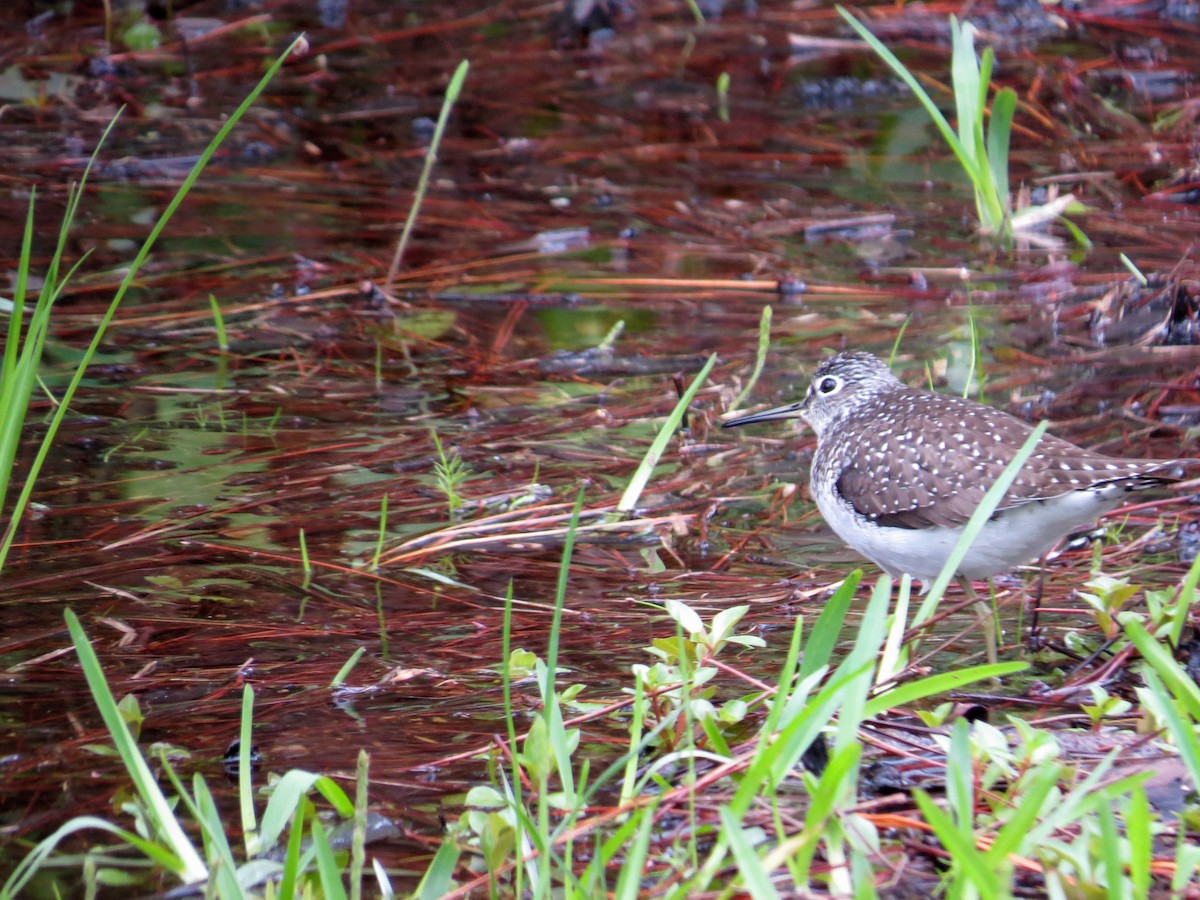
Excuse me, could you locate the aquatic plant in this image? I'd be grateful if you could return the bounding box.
[837,7,1078,243]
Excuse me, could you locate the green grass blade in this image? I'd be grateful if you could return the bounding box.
[331,646,366,687]
[0,193,38,509]
[1169,542,1200,647]
[277,803,306,900]
[1140,668,1200,789]
[612,797,661,900]
[618,353,716,512]
[912,790,999,900]
[732,305,773,411]
[1126,787,1151,898]
[385,60,469,291]
[987,88,1016,214]
[239,685,259,857]
[416,837,463,900]
[541,488,586,807]
[837,6,976,182]
[720,807,781,899]
[798,570,860,681]
[1125,619,1200,720]
[863,662,1026,717]
[950,16,981,163]
[0,35,304,572]
[63,609,207,883]
[1,816,191,898]
[193,774,245,899]
[311,817,350,900]
[912,421,1048,626]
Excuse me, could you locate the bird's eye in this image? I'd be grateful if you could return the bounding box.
[817,376,840,395]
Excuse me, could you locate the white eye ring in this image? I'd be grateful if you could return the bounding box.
[816,375,841,395]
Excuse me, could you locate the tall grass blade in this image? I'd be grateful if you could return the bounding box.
[732,305,773,410]
[987,88,1016,214]
[0,36,306,571]
[618,353,716,512]
[63,609,207,883]
[385,60,469,291]
[720,806,780,899]
[836,7,975,182]
[911,421,1048,626]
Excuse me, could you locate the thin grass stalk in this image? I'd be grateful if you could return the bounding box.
[944,720,974,845]
[1168,541,1200,647]
[330,646,365,687]
[62,609,207,882]
[278,803,305,900]
[0,196,38,507]
[543,489,585,807]
[208,293,228,351]
[384,60,469,292]
[910,421,1049,627]
[311,817,350,900]
[0,36,305,571]
[501,579,527,899]
[764,741,862,886]
[617,353,716,513]
[886,316,911,364]
[836,7,977,184]
[350,750,369,900]
[618,677,647,805]
[371,495,388,571]
[184,773,243,898]
[238,686,258,857]
[611,799,661,900]
[1,198,91,515]
[912,790,997,897]
[1125,788,1151,897]
[797,571,858,681]
[2,817,179,898]
[862,661,1025,717]
[731,305,772,410]
[719,806,780,899]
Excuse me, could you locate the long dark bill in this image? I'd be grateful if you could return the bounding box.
[721,401,806,428]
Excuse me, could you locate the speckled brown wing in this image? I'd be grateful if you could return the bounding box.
[833,389,1179,531]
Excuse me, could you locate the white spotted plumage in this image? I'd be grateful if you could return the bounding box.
[726,351,1183,588]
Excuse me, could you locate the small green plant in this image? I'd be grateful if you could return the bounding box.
[837,7,1078,242]
[716,71,731,122]
[1081,684,1133,728]
[631,600,764,748]
[1077,571,1140,640]
[208,293,229,351]
[617,353,716,514]
[730,304,771,411]
[430,430,473,520]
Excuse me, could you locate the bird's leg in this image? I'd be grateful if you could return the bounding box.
[1025,556,1050,653]
[957,576,998,666]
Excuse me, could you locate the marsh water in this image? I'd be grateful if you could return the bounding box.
[2,0,1200,893]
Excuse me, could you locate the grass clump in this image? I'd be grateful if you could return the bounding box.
[837,6,1079,243]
